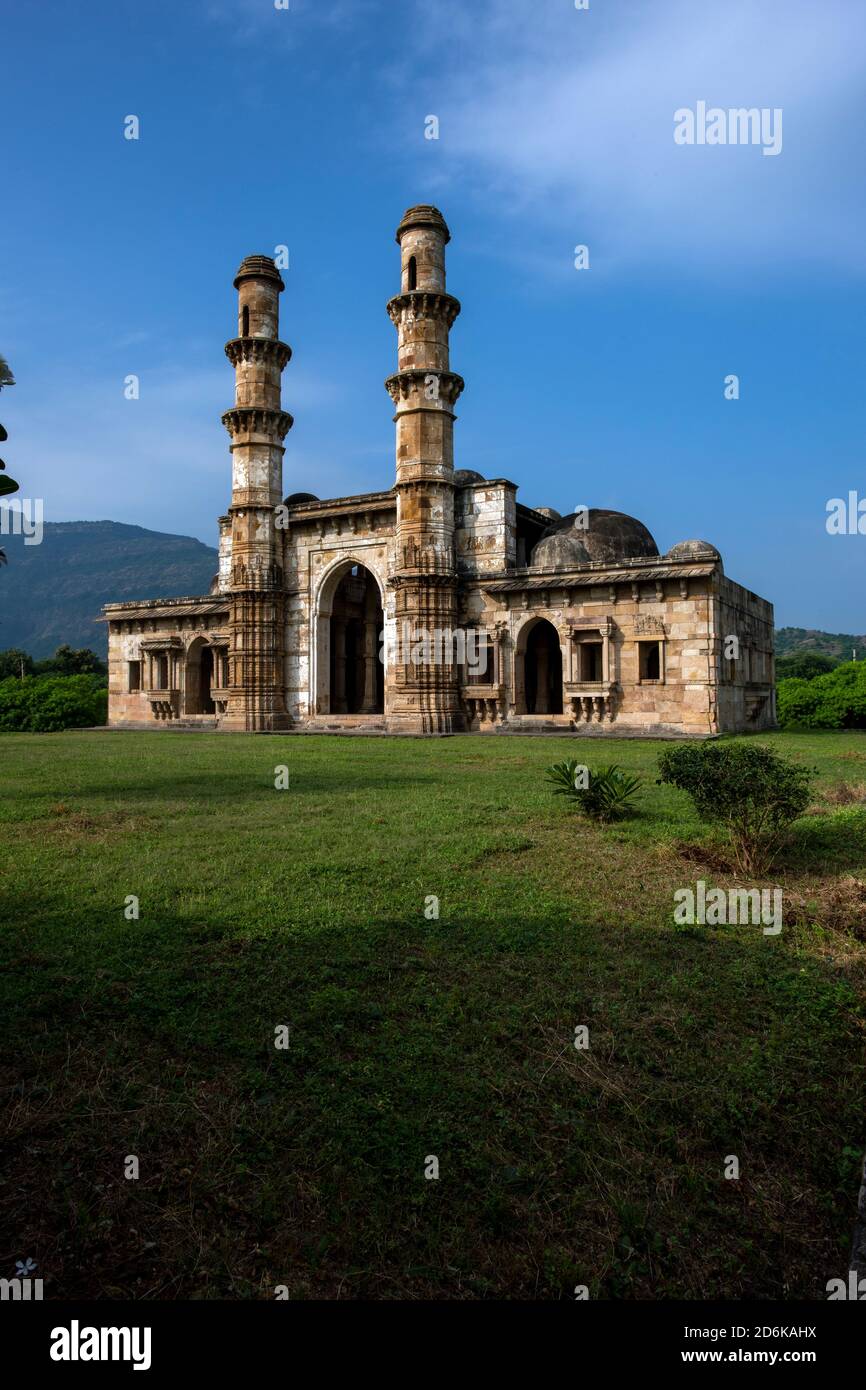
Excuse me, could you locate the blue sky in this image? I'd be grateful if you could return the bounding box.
[2,0,865,629]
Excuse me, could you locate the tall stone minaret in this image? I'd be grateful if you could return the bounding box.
[385,205,465,733]
[221,255,293,731]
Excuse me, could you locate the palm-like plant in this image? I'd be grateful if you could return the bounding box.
[0,352,18,500]
[546,759,642,822]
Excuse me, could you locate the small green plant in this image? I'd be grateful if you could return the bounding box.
[657,740,813,873]
[546,759,642,822]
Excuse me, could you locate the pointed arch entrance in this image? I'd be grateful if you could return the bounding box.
[315,560,384,716]
[517,618,563,715]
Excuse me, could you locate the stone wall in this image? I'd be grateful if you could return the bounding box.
[455,480,517,575]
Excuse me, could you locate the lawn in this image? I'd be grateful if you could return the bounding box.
[1,729,865,1300]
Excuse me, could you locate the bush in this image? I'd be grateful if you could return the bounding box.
[0,674,107,732]
[775,652,838,681]
[546,760,642,822]
[34,645,107,677]
[777,660,866,730]
[0,648,35,680]
[657,740,812,873]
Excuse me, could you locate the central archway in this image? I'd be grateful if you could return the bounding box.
[519,618,563,715]
[315,561,385,715]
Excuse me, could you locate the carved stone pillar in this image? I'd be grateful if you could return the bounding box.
[535,642,549,714]
[361,617,378,712]
[332,619,347,713]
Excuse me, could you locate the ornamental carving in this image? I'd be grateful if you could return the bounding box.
[221,407,294,440]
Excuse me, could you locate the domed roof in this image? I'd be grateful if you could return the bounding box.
[532,508,658,567]
[454,469,484,486]
[284,491,320,505]
[667,539,721,561]
[531,532,591,569]
[233,254,285,290]
[396,205,451,243]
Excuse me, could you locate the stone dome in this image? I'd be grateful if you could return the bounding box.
[233,254,285,290]
[396,205,451,243]
[284,492,320,505]
[531,532,591,569]
[666,539,721,561]
[532,508,658,567]
[454,469,484,486]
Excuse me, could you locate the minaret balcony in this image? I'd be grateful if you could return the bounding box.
[386,290,461,330]
[221,407,294,441]
[385,369,464,409]
[224,338,292,370]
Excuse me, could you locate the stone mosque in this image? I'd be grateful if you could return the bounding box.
[103,205,775,736]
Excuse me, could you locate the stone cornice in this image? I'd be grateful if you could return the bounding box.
[384,369,464,407]
[221,407,294,440]
[389,572,458,590]
[386,290,461,329]
[224,337,292,370]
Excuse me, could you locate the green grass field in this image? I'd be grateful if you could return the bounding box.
[2,729,865,1300]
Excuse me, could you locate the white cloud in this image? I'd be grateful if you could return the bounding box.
[398,0,866,277]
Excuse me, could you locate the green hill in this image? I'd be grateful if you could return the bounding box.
[0,520,217,657]
[775,627,866,664]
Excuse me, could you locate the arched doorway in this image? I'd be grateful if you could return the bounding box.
[521,619,563,715]
[321,563,384,715]
[185,637,216,715]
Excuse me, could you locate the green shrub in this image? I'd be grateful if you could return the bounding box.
[0,648,35,680]
[775,652,837,681]
[546,760,642,822]
[657,740,813,873]
[0,674,107,732]
[777,660,866,730]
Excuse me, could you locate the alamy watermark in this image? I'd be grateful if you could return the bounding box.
[674,102,783,157]
[382,623,485,672]
[0,498,43,545]
[673,879,782,935]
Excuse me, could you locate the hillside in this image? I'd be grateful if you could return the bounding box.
[0,520,217,657]
[775,627,866,664]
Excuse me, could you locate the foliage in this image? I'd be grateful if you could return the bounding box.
[547,758,642,821]
[657,740,813,873]
[775,651,837,681]
[0,353,14,390]
[777,660,866,730]
[0,648,34,679]
[0,646,106,679]
[0,674,107,732]
[775,626,866,664]
[36,644,107,677]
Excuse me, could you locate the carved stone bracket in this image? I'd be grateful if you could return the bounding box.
[384,369,465,408]
[385,290,461,330]
[224,338,292,371]
[221,407,293,440]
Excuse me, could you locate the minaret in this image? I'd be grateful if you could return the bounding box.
[220,255,293,731]
[385,205,465,733]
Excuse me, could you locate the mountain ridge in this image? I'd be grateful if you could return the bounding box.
[1,520,218,656]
